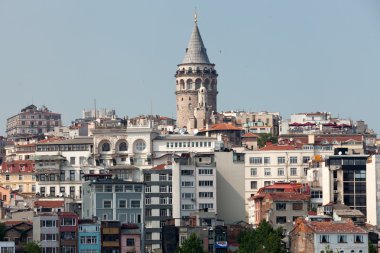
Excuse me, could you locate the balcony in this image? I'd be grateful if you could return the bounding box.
[196,162,216,167]
[103,241,120,247]
[102,228,120,234]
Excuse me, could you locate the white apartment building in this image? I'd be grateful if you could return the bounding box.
[35,137,101,199]
[172,153,217,226]
[152,135,217,166]
[244,144,333,222]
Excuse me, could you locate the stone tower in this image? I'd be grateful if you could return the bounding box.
[175,16,218,130]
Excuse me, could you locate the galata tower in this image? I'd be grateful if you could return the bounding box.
[175,15,218,131]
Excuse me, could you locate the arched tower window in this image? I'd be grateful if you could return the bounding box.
[186,79,193,90]
[195,79,201,90]
[187,67,192,74]
[180,79,185,90]
[134,139,146,152]
[204,79,210,90]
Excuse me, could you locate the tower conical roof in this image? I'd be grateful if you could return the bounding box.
[182,20,210,64]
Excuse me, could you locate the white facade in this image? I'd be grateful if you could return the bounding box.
[152,135,217,166]
[35,137,101,199]
[0,241,15,253]
[172,154,217,226]
[244,148,333,222]
[313,233,368,253]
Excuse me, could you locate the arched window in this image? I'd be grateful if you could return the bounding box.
[134,140,146,152]
[204,79,210,90]
[186,79,192,90]
[119,142,128,151]
[101,142,110,152]
[188,103,192,110]
[180,79,185,90]
[351,250,355,253]
[195,79,201,90]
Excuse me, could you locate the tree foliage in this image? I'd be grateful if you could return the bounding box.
[369,241,377,253]
[176,233,205,253]
[238,220,286,253]
[257,133,278,148]
[0,223,6,241]
[24,241,41,253]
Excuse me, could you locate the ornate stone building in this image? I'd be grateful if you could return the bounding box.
[175,16,218,130]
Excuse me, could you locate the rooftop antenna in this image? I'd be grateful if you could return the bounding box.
[94,99,97,120]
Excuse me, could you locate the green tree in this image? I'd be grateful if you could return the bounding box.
[257,133,278,148]
[369,241,378,253]
[238,220,286,253]
[24,241,41,253]
[0,222,6,240]
[176,233,205,253]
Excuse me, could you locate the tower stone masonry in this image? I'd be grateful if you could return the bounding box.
[175,16,218,130]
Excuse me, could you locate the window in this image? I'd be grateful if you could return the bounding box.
[41,233,58,241]
[61,218,76,226]
[277,157,285,164]
[80,236,97,244]
[181,204,194,210]
[250,168,257,176]
[320,235,329,243]
[104,185,113,192]
[119,142,128,151]
[264,157,271,164]
[145,209,152,217]
[292,203,303,210]
[311,191,323,198]
[70,157,75,165]
[264,168,271,176]
[160,209,167,216]
[145,186,151,193]
[181,181,194,187]
[276,216,286,224]
[278,168,284,176]
[354,235,363,243]
[130,200,140,208]
[304,168,308,176]
[290,168,297,176]
[182,193,194,199]
[250,181,257,189]
[126,238,135,246]
[144,174,151,181]
[101,142,110,152]
[249,157,262,164]
[302,156,310,164]
[19,174,23,180]
[199,180,213,187]
[159,174,167,181]
[337,235,347,243]
[119,200,127,208]
[145,197,151,205]
[135,140,146,152]
[199,203,214,209]
[199,192,213,198]
[5,175,9,181]
[290,156,297,164]
[40,220,57,227]
[103,200,112,208]
[276,203,286,210]
[159,186,167,192]
[181,170,194,176]
[69,170,75,181]
[264,181,271,186]
[199,169,213,175]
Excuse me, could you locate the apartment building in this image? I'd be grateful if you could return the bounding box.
[244,142,333,220]
[6,105,61,140]
[33,214,60,253]
[78,219,101,253]
[81,177,144,224]
[143,164,173,251]
[59,212,78,253]
[35,137,100,199]
[0,159,35,194]
[172,153,217,226]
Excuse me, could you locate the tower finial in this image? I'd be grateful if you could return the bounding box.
[194,9,198,24]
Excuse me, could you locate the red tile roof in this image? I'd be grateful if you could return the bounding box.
[151,164,166,170]
[34,200,64,208]
[38,137,65,143]
[254,192,309,201]
[242,133,259,138]
[306,221,367,234]
[198,123,243,132]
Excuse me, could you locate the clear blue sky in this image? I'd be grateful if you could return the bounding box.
[1,1,380,135]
